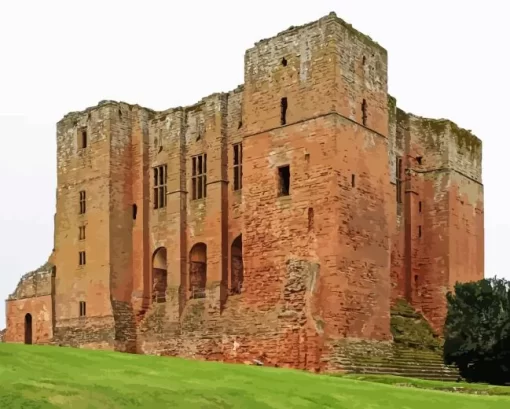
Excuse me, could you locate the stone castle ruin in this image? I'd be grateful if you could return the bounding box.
[5,12,483,377]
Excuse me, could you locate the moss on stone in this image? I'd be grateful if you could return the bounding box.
[450,122,482,157]
[390,299,441,351]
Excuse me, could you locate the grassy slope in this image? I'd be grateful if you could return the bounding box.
[0,344,508,409]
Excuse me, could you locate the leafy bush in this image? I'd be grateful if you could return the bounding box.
[443,277,510,385]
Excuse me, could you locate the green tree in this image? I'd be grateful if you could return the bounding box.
[443,277,510,385]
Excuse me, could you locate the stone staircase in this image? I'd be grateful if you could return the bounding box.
[332,345,459,381]
[328,299,460,381]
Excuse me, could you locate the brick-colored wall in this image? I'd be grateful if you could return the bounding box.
[5,11,484,368]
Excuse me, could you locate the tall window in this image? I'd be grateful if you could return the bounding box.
[192,154,207,200]
[396,157,403,204]
[79,251,86,266]
[79,128,88,149]
[233,143,243,191]
[153,165,167,209]
[79,226,86,240]
[361,99,367,126]
[79,301,87,317]
[79,191,86,214]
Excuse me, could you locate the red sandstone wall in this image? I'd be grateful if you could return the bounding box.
[5,296,53,344]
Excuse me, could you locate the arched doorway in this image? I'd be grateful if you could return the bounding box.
[24,313,33,345]
[189,243,207,299]
[231,235,243,294]
[152,247,168,303]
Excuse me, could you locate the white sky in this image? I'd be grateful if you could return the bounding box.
[0,0,507,329]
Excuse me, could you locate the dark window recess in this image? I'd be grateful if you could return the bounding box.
[414,275,418,285]
[79,301,86,317]
[278,166,290,196]
[419,201,422,213]
[79,128,88,149]
[238,120,242,129]
[192,154,207,200]
[351,174,356,188]
[233,143,243,191]
[153,165,167,209]
[79,226,86,240]
[79,191,86,214]
[396,158,403,204]
[308,208,314,232]
[418,225,422,238]
[132,204,138,220]
[79,251,86,266]
[280,97,288,125]
[362,55,366,65]
[361,99,367,126]
[416,156,423,165]
[281,57,288,66]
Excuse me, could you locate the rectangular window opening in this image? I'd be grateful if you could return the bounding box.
[280,97,288,125]
[79,226,86,240]
[153,165,167,209]
[361,99,367,126]
[418,225,422,238]
[79,191,86,214]
[233,143,243,191]
[396,158,402,204]
[79,128,88,149]
[419,201,422,213]
[351,174,356,188]
[79,301,87,317]
[79,251,86,266]
[278,165,290,196]
[192,154,207,200]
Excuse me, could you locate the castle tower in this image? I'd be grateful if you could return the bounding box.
[240,12,393,368]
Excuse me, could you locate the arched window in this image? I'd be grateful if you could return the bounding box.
[189,243,207,299]
[231,235,243,294]
[24,313,33,345]
[152,247,167,303]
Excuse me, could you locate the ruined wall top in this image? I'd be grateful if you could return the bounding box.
[7,261,55,301]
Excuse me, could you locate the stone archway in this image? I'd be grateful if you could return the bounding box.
[24,313,32,345]
[189,243,207,299]
[152,247,167,303]
[231,235,243,294]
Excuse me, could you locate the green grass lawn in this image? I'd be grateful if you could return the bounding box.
[0,343,509,408]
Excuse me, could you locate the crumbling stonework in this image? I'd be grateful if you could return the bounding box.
[5,12,483,372]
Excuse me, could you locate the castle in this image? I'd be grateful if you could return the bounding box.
[4,12,484,372]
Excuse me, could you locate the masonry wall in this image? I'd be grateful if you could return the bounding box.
[388,107,484,332]
[4,266,54,344]
[52,104,116,348]
[5,11,484,367]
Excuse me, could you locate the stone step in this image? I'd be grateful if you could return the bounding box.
[344,367,460,380]
[343,364,458,375]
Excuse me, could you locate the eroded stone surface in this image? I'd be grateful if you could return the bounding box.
[5,12,483,371]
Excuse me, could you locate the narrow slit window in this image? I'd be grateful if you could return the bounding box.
[79,128,88,149]
[79,226,86,240]
[308,207,314,232]
[418,225,422,238]
[361,99,367,126]
[233,143,243,191]
[192,154,207,200]
[79,191,86,214]
[132,204,138,220]
[396,158,402,204]
[278,165,290,196]
[153,165,167,209]
[351,174,356,188]
[419,201,422,213]
[281,97,288,125]
[79,301,86,317]
[79,251,86,266]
